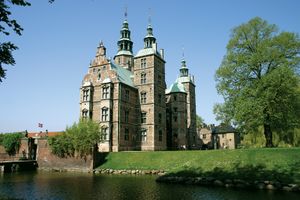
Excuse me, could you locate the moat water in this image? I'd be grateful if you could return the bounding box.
[0,171,299,200]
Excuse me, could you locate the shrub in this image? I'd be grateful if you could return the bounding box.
[0,132,23,155]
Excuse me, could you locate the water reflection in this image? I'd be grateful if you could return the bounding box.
[0,172,299,200]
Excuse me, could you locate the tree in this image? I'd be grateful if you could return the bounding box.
[0,0,54,82]
[0,132,23,155]
[215,17,300,147]
[196,115,205,129]
[48,119,101,158]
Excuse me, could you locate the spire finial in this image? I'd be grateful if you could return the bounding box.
[182,45,185,60]
[148,8,152,25]
[124,5,128,19]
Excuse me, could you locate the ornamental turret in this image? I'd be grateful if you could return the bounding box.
[114,14,134,71]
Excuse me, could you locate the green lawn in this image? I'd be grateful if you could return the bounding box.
[97,148,300,183]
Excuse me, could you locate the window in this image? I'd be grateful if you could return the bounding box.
[83,89,89,101]
[82,109,88,118]
[222,134,225,138]
[102,86,109,99]
[173,95,177,101]
[125,90,129,101]
[141,73,146,84]
[203,134,206,139]
[159,130,163,141]
[141,92,147,104]
[174,107,178,112]
[141,112,147,123]
[125,110,129,123]
[141,129,147,142]
[174,116,177,122]
[158,94,162,104]
[97,73,101,80]
[125,128,129,141]
[101,127,109,140]
[101,107,109,121]
[141,58,146,68]
[158,113,162,124]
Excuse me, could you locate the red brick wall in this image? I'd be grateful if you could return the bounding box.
[36,139,94,172]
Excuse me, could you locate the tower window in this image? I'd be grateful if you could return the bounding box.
[174,107,178,112]
[141,58,147,68]
[203,134,206,139]
[101,107,109,121]
[83,89,89,101]
[125,110,129,123]
[125,90,130,101]
[82,109,88,118]
[141,73,146,84]
[125,128,129,141]
[158,113,162,124]
[141,129,147,142]
[158,94,162,104]
[173,95,177,101]
[174,116,178,122]
[102,86,109,99]
[101,127,109,141]
[98,73,101,80]
[141,92,147,104]
[159,130,163,142]
[141,112,147,123]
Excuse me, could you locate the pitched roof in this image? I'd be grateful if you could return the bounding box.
[110,62,135,87]
[166,81,186,94]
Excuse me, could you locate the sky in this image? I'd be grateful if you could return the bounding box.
[0,0,299,133]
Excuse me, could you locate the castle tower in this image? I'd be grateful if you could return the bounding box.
[114,13,134,71]
[177,59,197,148]
[134,22,166,150]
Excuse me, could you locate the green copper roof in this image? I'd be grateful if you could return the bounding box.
[110,62,135,87]
[165,81,186,94]
[135,48,161,58]
[116,50,133,56]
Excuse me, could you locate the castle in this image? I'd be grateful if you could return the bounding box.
[79,16,197,151]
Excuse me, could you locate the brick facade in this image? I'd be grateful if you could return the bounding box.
[79,18,197,151]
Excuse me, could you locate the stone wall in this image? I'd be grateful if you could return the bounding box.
[36,139,94,172]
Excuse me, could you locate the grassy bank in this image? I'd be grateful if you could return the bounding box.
[97,148,300,183]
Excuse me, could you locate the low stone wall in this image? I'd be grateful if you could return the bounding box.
[156,176,300,192]
[36,139,94,172]
[94,168,166,176]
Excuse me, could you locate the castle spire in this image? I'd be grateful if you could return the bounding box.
[144,11,156,49]
[116,9,133,54]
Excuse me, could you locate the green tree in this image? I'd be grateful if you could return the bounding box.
[0,132,23,155]
[0,0,54,82]
[196,115,205,129]
[66,119,101,158]
[215,17,300,147]
[48,119,101,158]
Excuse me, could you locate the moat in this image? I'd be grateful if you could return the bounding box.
[0,172,299,200]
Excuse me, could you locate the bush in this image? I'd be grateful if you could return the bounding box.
[0,132,23,155]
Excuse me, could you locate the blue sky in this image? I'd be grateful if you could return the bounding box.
[0,0,299,133]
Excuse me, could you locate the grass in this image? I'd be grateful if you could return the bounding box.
[97,148,300,183]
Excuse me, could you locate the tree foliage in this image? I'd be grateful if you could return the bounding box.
[48,119,101,158]
[196,115,205,129]
[215,17,300,147]
[0,132,23,155]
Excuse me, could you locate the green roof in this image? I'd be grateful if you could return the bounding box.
[110,62,135,87]
[135,48,161,58]
[166,81,186,94]
[116,50,133,56]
